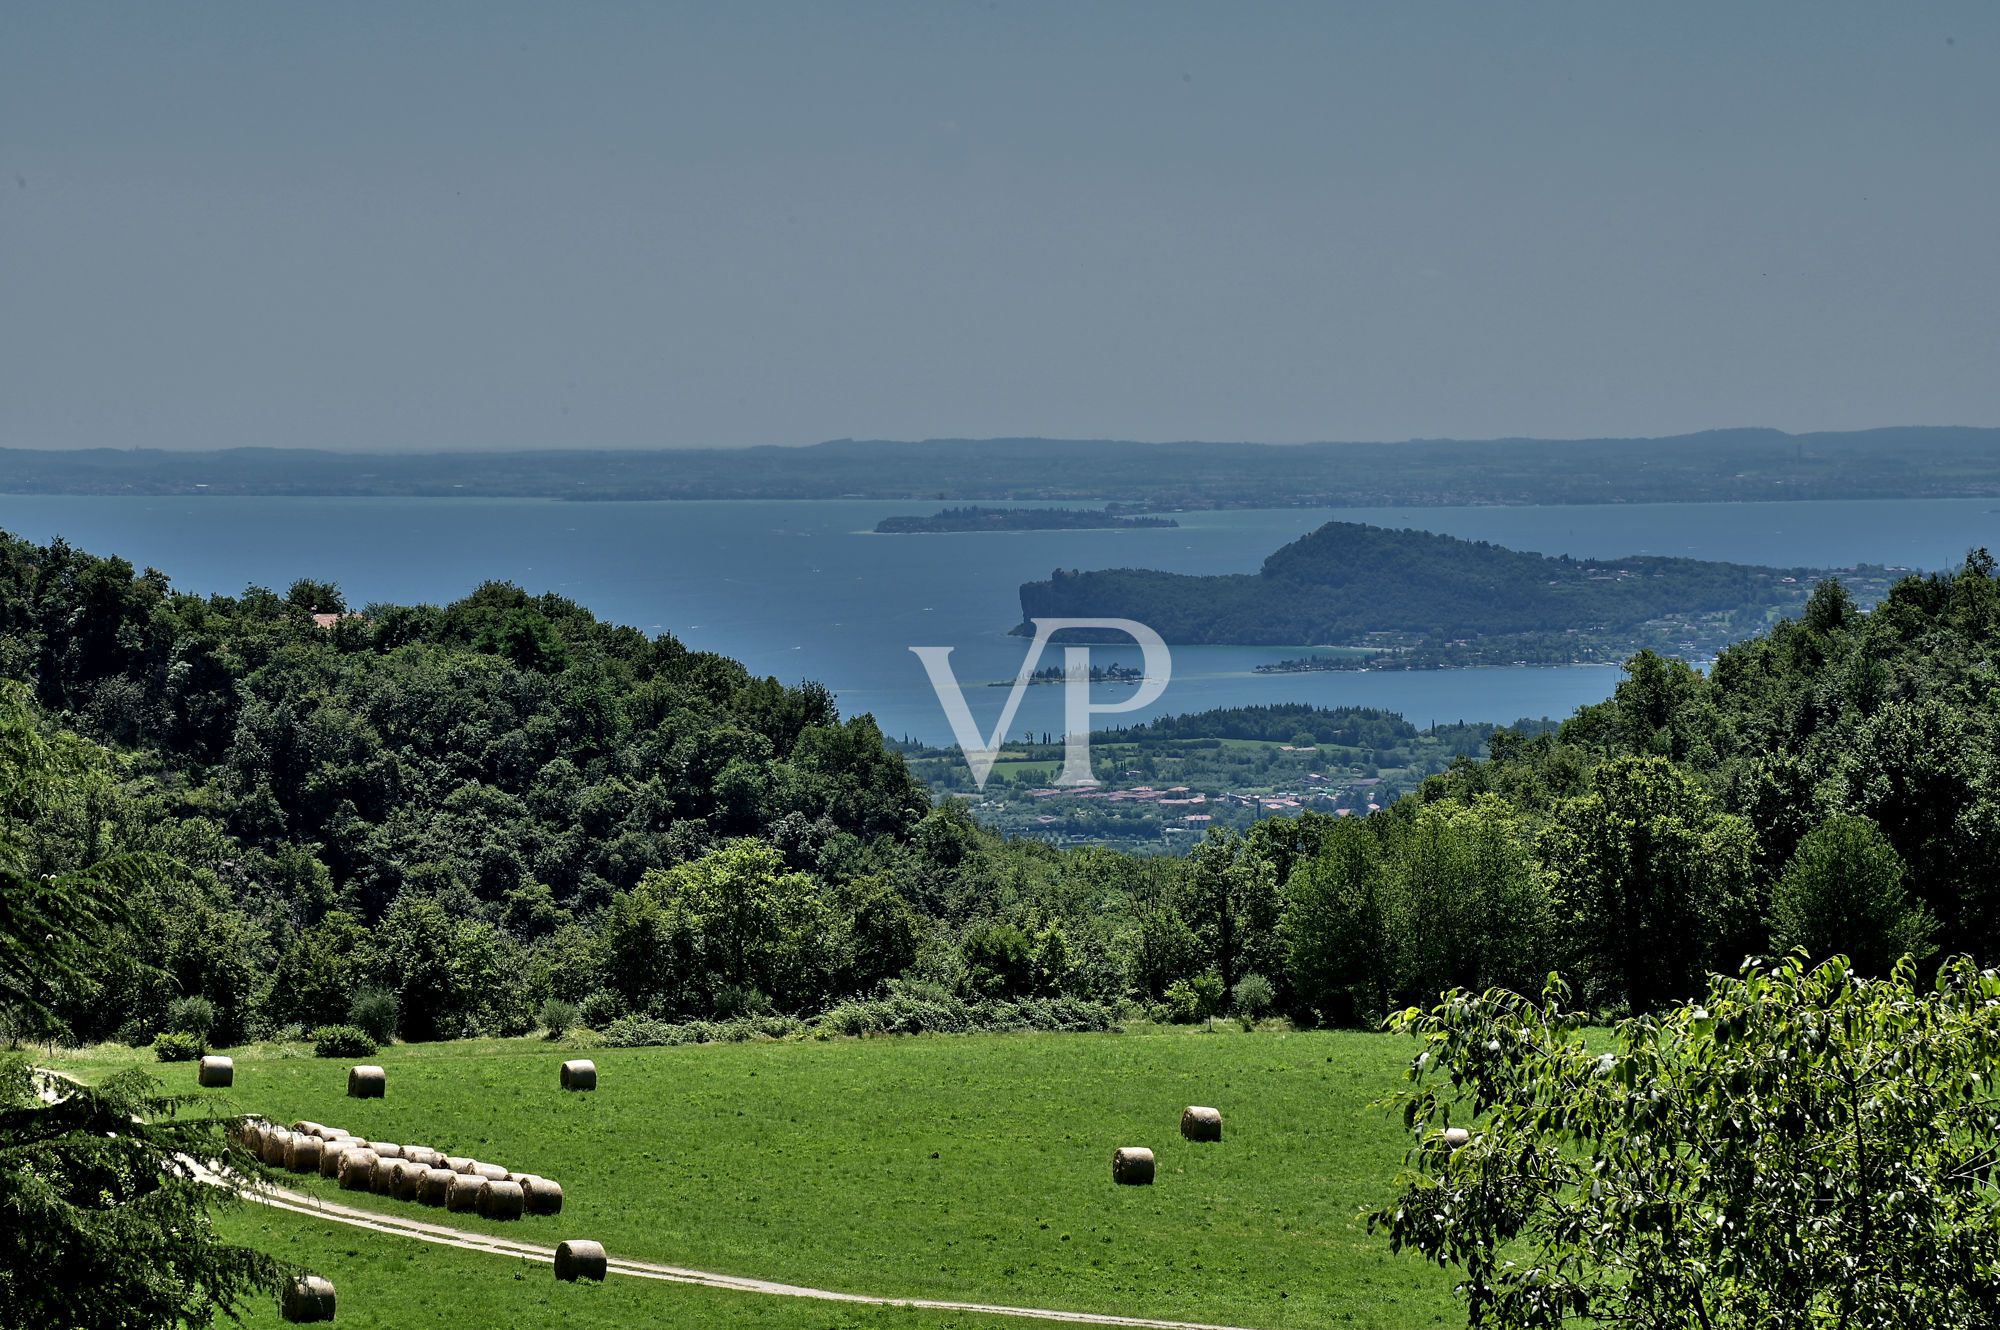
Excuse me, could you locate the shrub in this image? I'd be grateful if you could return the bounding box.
[152,1031,204,1062]
[961,922,1034,999]
[712,984,771,1020]
[576,989,622,1028]
[347,989,399,1044]
[539,998,579,1040]
[600,1014,806,1047]
[165,996,218,1041]
[819,983,1119,1038]
[1157,974,1225,1025]
[1231,972,1275,1017]
[309,1025,378,1058]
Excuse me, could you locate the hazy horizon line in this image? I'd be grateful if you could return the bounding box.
[7,423,1998,457]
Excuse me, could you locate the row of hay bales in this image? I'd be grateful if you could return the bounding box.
[197,1057,598,1098]
[233,1118,563,1220]
[1110,1105,1226,1186]
[341,1059,597,1099]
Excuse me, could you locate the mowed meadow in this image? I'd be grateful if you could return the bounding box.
[63,1027,1456,1329]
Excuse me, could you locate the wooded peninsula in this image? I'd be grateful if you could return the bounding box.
[874,506,1177,533]
[1016,521,1909,665]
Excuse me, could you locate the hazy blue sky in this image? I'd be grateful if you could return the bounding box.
[4,3,1996,450]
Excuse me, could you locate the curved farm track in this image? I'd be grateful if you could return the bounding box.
[246,1183,1264,1330]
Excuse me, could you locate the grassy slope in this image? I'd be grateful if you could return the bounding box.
[212,1205,1036,1330]
[61,1027,1456,1330]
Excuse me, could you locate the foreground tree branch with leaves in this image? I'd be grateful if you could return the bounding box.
[0,681,295,1326]
[0,1063,289,1328]
[1370,956,2000,1328]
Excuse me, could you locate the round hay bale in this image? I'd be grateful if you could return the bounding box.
[1180,1106,1222,1142]
[476,1178,526,1221]
[445,1172,484,1212]
[370,1155,401,1194]
[446,1156,476,1174]
[235,1119,264,1150]
[404,1146,441,1168]
[419,1167,456,1206]
[554,1239,607,1282]
[521,1176,564,1216]
[197,1056,234,1088]
[470,1161,509,1182]
[347,1064,386,1098]
[1442,1127,1471,1149]
[260,1130,294,1167]
[292,1119,323,1135]
[560,1059,597,1092]
[285,1136,324,1173]
[392,1159,426,1202]
[368,1141,404,1159]
[318,1143,354,1178]
[337,1149,379,1190]
[1112,1146,1156,1185]
[280,1274,337,1323]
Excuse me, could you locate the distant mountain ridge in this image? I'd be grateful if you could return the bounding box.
[3,426,1999,507]
[1014,521,1905,653]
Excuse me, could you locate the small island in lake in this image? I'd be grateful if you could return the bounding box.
[875,505,1178,534]
[991,661,1148,686]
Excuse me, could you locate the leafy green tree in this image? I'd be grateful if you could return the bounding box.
[647,839,822,1007]
[1770,814,1933,977]
[0,683,295,1325]
[1381,797,1553,1008]
[0,682,152,1033]
[1133,902,1202,1000]
[1373,955,2000,1329]
[961,921,1034,999]
[366,895,520,1040]
[600,886,694,1015]
[1280,817,1390,1025]
[479,607,567,672]
[262,911,367,1031]
[1,1062,289,1329]
[1179,829,1281,991]
[1542,756,1757,1012]
[1836,698,1986,949]
[840,880,923,994]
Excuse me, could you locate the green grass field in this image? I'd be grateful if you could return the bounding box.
[58,1026,1458,1330]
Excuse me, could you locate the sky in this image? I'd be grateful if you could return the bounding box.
[3,2,1997,451]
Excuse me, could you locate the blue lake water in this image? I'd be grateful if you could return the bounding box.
[2,494,1994,747]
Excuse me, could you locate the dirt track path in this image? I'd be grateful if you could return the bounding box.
[246,1183,1264,1330]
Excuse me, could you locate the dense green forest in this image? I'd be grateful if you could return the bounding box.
[8,426,2000,506]
[1017,521,1905,657]
[6,527,2000,1059]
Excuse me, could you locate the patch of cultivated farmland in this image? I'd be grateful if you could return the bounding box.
[150,1027,1460,1328]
